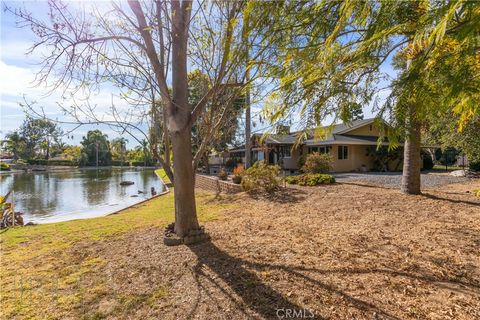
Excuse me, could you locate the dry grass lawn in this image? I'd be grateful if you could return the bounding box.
[1,180,479,319]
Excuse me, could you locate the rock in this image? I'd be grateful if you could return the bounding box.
[163,235,183,246]
[450,170,466,177]
[183,233,210,245]
[25,221,37,226]
[130,194,138,197]
[120,181,134,186]
[138,190,144,194]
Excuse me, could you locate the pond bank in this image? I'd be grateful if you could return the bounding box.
[1,167,165,224]
[0,165,159,175]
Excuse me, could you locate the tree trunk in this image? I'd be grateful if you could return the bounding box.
[245,104,251,168]
[243,13,251,169]
[401,108,422,194]
[169,1,198,238]
[171,128,199,237]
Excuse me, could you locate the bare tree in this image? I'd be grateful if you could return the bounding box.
[7,0,269,242]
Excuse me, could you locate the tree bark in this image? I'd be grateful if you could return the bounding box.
[243,11,251,168]
[169,0,199,238]
[171,128,199,237]
[401,107,422,194]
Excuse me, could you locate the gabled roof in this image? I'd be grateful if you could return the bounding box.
[249,118,386,146]
[305,134,395,146]
[330,118,377,134]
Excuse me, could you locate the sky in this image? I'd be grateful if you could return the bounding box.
[1,1,396,149]
[0,1,144,147]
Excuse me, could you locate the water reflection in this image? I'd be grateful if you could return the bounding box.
[0,168,164,224]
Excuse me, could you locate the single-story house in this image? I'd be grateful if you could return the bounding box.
[225,118,408,173]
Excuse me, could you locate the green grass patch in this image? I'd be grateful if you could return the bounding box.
[155,168,171,184]
[0,189,237,319]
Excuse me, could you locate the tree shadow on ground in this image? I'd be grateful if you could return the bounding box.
[188,241,409,319]
[188,240,315,319]
[247,187,308,204]
[335,181,392,189]
[420,192,480,206]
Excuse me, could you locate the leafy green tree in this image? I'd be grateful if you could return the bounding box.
[8,0,259,239]
[61,145,87,166]
[19,117,62,159]
[188,70,244,169]
[424,114,480,166]
[1,131,26,160]
[80,130,112,166]
[253,0,480,194]
[111,137,129,166]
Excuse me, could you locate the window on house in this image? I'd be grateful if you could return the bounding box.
[319,146,330,154]
[279,146,291,158]
[338,146,348,160]
[308,146,330,154]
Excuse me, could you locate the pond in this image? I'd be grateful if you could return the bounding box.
[0,168,165,224]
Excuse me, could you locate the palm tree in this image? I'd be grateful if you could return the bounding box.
[1,132,25,160]
[140,139,148,167]
[111,137,128,166]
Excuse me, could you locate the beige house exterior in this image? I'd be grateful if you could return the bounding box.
[227,118,405,173]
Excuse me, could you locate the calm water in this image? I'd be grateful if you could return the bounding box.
[0,168,165,224]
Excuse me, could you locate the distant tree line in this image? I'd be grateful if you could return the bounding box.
[1,118,154,167]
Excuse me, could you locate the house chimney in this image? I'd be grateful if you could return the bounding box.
[276,125,290,134]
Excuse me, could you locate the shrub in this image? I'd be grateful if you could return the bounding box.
[241,161,280,193]
[233,164,244,176]
[301,152,332,174]
[27,159,78,166]
[218,169,228,181]
[422,153,434,170]
[469,160,480,172]
[225,158,240,170]
[284,175,299,184]
[0,162,11,171]
[473,189,480,198]
[297,173,335,186]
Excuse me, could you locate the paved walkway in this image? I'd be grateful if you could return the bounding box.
[333,171,469,188]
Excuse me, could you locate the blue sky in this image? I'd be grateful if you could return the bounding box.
[0,1,145,147]
[1,1,396,148]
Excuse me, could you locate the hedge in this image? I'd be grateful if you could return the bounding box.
[285,173,335,186]
[26,159,78,166]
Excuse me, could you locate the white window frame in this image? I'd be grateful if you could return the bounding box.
[338,145,348,160]
[279,145,292,158]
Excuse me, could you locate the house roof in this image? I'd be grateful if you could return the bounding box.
[305,134,395,146]
[254,118,381,145]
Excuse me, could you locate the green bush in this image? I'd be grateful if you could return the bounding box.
[27,159,78,166]
[299,173,335,186]
[27,159,48,165]
[286,173,335,186]
[422,153,434,170]
[241,161,280,193]
[129,160,154,167]
[284,176,299,184]
[225,158,241,170]
[469,160,480,172]
[111,160,128,166]
[0,162,11,171]
[301,152,332,174]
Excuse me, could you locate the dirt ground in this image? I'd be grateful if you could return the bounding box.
[47,179,478,320]
[8,180,480,319]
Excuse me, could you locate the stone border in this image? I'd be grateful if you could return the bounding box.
[195,174,242,194]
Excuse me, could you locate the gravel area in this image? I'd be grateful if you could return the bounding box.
[334,171,470,189]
